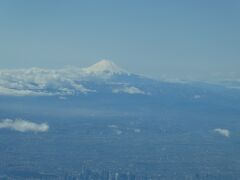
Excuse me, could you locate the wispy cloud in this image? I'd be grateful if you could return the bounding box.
[0,86,53,96]
[214,128,230,137]
[113,86,146,95]
[0,119,49,133]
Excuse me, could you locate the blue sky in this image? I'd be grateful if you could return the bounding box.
[0,0,240,80]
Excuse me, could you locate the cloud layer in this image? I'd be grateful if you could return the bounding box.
[0,67,95,96]
[113,86,146,95]
[0,119,49,132]
[214,128,230,137]
[0,61,133,96]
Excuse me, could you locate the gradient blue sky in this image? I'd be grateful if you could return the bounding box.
[0,0,239,80]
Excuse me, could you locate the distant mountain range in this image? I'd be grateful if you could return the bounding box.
[0,60,239,98]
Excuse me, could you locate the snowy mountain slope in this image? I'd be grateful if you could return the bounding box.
[0,60,239,98]
[82,59,128,76]
[0,60,145,96]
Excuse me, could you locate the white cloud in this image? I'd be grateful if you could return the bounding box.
[113,86,146,95]
[0,119,49,133]
[0,86,53,96]
[214,128,230,137]
[0,67,94,96]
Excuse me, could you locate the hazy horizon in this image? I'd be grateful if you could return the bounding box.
[1,1,240,80]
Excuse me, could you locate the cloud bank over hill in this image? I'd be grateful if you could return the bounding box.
[0,66,94,96]
[0,60,149,97]
[113,86,146,95]
[0,119,49,133]
[0,60,237,97]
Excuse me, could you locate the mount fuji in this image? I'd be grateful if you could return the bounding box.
[82,59,127,75]
[0,60,239,100]
[0,60,148,96]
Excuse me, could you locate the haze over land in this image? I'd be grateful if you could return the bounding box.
[0,59,240,179]
[1,1,240,179]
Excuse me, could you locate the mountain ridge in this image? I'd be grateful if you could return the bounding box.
[0,60,146,96]
[0,60,239,98]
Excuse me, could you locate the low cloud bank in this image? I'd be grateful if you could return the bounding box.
[113,86,146,95]
[0,119,49,132]
[0,67,94,97]
[214,128,230,137]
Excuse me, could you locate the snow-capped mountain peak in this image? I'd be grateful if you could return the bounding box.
[0,60,148,97]
[82,60,127,75]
